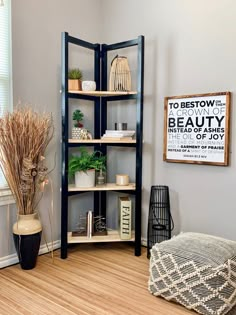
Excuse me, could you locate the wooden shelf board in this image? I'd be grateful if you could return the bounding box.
[68,183,136,192]
[68,230,135,243]
[69,139,136,144]
[69,90,137,97]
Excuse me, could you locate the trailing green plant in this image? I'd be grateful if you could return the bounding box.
[68,68,83,80]
[68,148,106,178]
[73,109,84,128]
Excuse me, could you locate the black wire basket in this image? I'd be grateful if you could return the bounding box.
[147,185,174,258]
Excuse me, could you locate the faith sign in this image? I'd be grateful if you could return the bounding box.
[163,92,230,166]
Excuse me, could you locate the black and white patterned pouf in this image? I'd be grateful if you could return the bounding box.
[149,232,236,315]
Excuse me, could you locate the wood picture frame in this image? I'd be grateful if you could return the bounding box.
[163,91,231,166]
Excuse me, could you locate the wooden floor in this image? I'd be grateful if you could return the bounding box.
[0,243,195,315]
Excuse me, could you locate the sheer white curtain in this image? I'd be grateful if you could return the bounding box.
[0,0,13,189]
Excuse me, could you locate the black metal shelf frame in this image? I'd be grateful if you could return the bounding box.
[61,32,144,259]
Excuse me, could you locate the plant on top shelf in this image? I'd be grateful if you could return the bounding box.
[68,68,83,91]
[68,68,83,80]
[68,148,106,188]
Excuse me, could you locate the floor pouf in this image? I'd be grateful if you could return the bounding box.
[148,232,236,315]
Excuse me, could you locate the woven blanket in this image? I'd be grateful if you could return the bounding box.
[148,232,236,315]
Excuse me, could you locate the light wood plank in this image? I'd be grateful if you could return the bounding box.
[68,90,137,97]
[68,230,135,244]
[0,244,197,315]
[68,183,135,192]
[69,139,136,144]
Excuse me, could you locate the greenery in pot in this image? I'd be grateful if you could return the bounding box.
[0,106,54,215]
[73,109,84,128]
[68,148,106,178]
[68,68,83,80]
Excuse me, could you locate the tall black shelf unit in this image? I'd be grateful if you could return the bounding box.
[61,32,144,259]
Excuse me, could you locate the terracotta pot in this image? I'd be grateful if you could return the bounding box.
[13,213,42,270]
[68,79,82,91]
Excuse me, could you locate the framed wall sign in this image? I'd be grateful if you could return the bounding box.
[163,92,231,166]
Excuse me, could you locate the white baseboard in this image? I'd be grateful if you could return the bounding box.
[141,237,147,247]
[0,252,19,269]
[38,240,61,255]
[0,240,61,269]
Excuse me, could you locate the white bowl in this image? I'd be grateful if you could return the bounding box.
[82,81,96,91]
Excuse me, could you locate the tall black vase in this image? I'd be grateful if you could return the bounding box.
[13,232,42,270]
[13,213,42,270]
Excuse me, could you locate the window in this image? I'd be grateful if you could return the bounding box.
[0,0,13,190]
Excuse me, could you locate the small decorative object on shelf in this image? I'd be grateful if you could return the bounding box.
[119,196,132,240]
[94,215,107,235]
[147,185,174,258]
[68,68,83,90]
[109,55,131,91]
[72,128,92,140]
[115,122,128,130]
[72,109,84,128]
[72,109,92,140]
[87,210,93,238]
[96,169,106,186]
[72,215,87,236]
[116,174,129,186]
[82,80,96,91]
[73,213,107,237]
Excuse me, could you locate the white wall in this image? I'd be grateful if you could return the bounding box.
[2,0,236,264]
[0,0,102,262]
[101,0,236,241]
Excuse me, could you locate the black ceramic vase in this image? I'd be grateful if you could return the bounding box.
[13,213,42,270]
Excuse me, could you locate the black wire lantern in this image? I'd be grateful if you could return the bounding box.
[147,185,174,258]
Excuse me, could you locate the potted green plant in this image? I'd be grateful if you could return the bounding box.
[73,109,84,128]
[71,109,92,140]
[0,106,53,269]
[68,68,83,91]
[68,148,106,188]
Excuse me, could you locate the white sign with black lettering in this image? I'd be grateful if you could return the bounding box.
[163,92,230,165]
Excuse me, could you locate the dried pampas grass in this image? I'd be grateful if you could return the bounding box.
[0,106,54,215]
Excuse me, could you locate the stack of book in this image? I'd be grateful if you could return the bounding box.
[101,130,135,140]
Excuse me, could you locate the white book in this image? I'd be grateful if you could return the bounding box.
[102,134,134,139]
[119,197,132,240]
[103,134,125,138]
[105,130,135,136]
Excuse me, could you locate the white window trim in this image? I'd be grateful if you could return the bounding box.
[9,0,13,112]
[0,188,14,206]
[0,0,13,204]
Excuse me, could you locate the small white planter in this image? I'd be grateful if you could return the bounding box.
[82,81,96,91]
[71,127,84,139]
[75,169,95,188]
[72,127,92,140]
